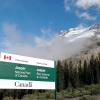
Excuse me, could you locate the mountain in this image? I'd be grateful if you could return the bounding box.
[59,23,100,61]
[59,23,100,43]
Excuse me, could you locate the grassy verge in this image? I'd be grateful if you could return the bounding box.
[20,84,100,99]
[57,84,100,99]
[2,84,100,100]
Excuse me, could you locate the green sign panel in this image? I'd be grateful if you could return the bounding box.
[0,61,55,82]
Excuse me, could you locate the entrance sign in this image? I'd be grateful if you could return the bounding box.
[0,52,55,90]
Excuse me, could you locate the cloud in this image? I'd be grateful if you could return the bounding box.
[64,0,71,11]
[0,22,93,60]
[76,11,96,20]
[76,0,100,9]
[63,0,98,21]
[2,22,21,43]
[1,22,35,54]
[41,27,55,39]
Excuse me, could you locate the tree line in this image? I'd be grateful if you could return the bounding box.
[57,53,100,92]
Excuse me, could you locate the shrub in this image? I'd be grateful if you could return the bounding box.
[3,96,13,100]
[80,95,95,100]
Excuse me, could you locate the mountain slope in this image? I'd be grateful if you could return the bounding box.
[59,23,100,60]
[59,23,100,43]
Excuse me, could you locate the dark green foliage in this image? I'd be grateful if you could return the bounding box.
[83,60,89,85]
[57,52,100,91]
[63,61,69,89]
[69,61,75,88]
[78,60,83,86]
[56,60,64,91]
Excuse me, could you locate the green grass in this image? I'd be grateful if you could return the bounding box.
[22,90,54,100]
[22,84,100,99]
[79,95,95,100]
[2,84,100,99]
[57,84,100,99]
[3,97,13,100]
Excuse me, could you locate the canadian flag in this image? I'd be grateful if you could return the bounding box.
[4,55,11,60]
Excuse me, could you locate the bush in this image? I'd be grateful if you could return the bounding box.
[3,96,13,100]
[22,94,37,100]
[44,92,54,99]
[80,95,95,100]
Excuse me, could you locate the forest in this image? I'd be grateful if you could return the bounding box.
[57,53,100,91]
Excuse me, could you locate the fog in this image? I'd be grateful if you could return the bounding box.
[0,23,93,60]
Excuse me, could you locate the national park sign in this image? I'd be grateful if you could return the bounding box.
[0,52,55,90]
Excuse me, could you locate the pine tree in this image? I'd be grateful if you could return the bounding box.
[73,67,79,88]
[98,53,100,77]
[78,60,83,86]
[89,55,95,84]
[93,58,99,84]
[63,61,69,89]
[56,60,64,91]
[68,61,77,88]
[83,60,88,84]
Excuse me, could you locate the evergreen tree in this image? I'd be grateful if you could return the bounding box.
[68,61,77,88]
[83,60,88,84]
[93,58,99,84]
[98,53,100,77]
[56,60,64,91]
[89,55,95,84]
[78,60,83,86]
[63,61,69,89]
[73,67,79,88]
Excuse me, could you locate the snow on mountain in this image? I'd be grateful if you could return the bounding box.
[59,23,100,42]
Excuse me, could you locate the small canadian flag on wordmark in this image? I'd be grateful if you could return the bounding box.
[4,55,11,60]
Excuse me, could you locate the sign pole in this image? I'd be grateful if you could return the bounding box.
[54,61,57,100]
[55,88,57,100]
